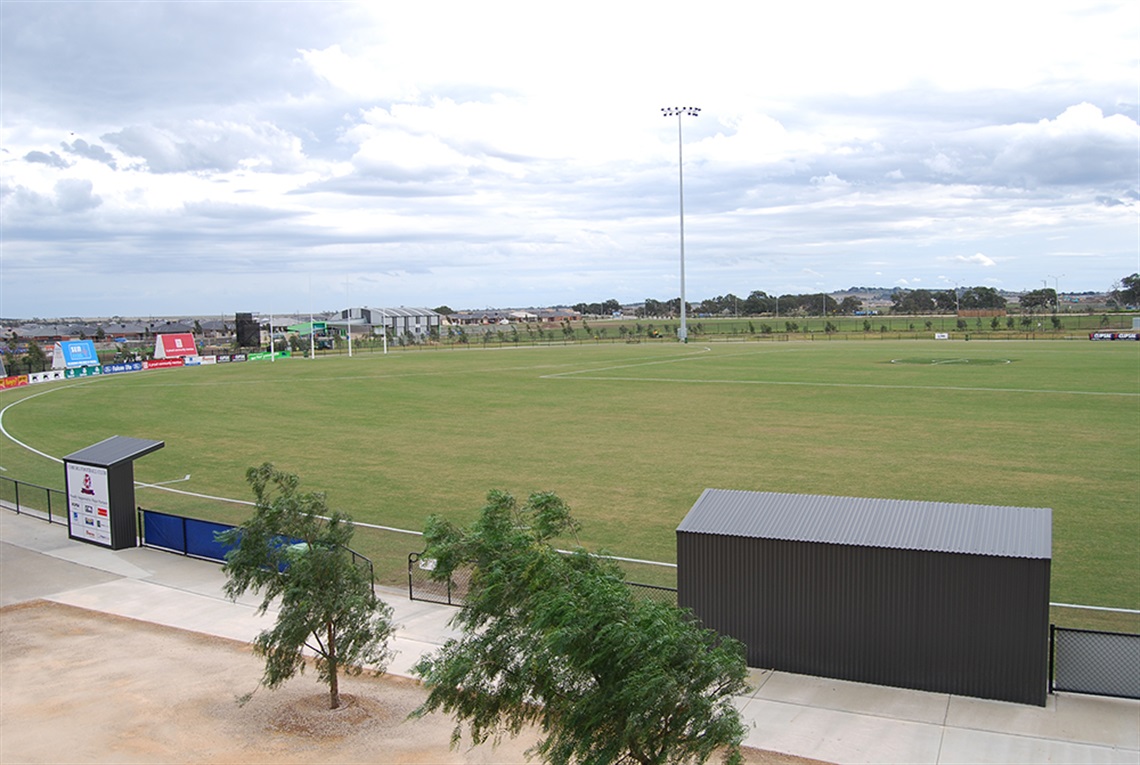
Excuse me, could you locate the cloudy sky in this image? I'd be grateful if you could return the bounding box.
[1,1,1137,319]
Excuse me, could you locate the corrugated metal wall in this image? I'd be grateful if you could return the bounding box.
[677,532,1050,706]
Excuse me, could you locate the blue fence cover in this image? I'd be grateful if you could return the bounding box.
[142,510,188,554]
[186,518,238,561]
[140,508,302,565]
[142,510,236,562]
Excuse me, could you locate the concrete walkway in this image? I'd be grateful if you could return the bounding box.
[2,509,1137,764]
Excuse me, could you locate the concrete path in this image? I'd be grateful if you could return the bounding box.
[2,509,1137,764]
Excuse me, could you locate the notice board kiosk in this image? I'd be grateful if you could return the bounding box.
[64,436,164,550]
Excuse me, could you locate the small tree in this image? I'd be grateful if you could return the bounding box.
[218,464,395,709]
[413,490,749,765]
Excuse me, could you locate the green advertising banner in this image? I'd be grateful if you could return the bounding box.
[64,366,103,379]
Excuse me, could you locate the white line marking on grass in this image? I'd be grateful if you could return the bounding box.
[0,384,86,464]
[542,375,1140,397]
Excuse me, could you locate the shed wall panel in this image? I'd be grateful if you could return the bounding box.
[677,531,1049,705]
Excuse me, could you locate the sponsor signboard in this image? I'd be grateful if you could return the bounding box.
[66,463,112,547]
[153,333,199,359]
[934,333,950,340]
[29,370,66,384]
[2,375,29,389]
[102,362,144,375]
[1089,332,1140,341]
[51,340,100,369]
[64,366,102,379]
[144,358,185,370]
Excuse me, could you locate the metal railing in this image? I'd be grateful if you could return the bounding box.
[408,551,677,607]
[138,506,375,594]
[0,476,66,524]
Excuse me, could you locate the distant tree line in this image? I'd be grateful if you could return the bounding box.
[568,274,1140,319]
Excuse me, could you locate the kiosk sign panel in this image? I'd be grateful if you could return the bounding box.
[66,462,112,546]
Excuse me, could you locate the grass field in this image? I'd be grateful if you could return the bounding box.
[2,338,1137,623]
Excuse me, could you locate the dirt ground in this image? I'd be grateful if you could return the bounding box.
[0,601,828,765]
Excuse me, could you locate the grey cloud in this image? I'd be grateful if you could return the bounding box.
[181,200,305,222]
[0,2,353,124]
[24,150,70,168]
[54,179,101,213]
[294,174,467,198]
[2,179,100,217]
[102,121,303,174]
[62,139,117,168]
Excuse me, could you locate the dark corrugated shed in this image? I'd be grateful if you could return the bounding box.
[677,489,1052,706]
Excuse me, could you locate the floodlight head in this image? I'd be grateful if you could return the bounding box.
[662,106,701,118]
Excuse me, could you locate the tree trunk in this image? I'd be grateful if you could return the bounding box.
[327,621,340,709]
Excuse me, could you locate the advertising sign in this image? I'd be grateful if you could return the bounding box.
[144,358,185,370]
[1089,332,1140,341]
[52,340,100,369]
[66,463,112,547]
[2,375,29,389]
[64,366,102,379]
[30,370,67,384]
[153,333,199,359]
[102,361,143,375]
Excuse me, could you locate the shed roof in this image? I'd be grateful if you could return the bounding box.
[677,489,1051,559]
[63,436,165,468]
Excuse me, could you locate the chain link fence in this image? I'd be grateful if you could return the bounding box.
[1050,626,1140,699]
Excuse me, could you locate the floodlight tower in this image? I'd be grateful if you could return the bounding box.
[1047,274,1064,314]
[662,106,700,343]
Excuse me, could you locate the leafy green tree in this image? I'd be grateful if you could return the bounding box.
[412,490,749,765]
[959,286,1006,310]
[25,340,48,372]
[1019,288,1056,313]
[890,289,935,314]
[218,464,395,710]
[1114,273,1140,306]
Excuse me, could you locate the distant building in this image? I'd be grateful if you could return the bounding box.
[334,307,442,339]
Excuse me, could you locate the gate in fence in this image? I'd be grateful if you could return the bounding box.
[1050,626,1140,699]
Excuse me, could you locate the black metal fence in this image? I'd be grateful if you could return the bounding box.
[408,551,677,608]
[0,476,66,524]
[1050,625,1140,699]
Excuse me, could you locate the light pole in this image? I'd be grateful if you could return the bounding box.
[1047,274,1064,314]
[662,106,700,343]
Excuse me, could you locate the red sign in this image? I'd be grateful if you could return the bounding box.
[144,359,185,370]
[2,375,29,389]
[155,333,199,358]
